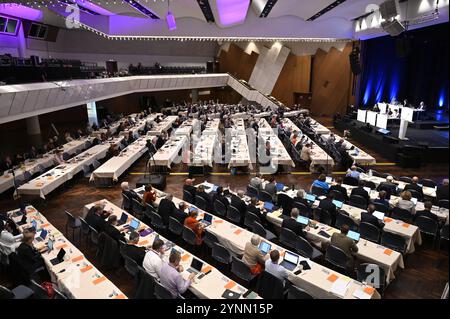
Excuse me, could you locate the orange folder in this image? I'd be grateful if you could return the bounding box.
[213,220,224,224]
[384,249,393,256]
[92,276,106,285]
[327,274,339,283]
[72,256,84,263]
[202,265,213,273]
[233,229,242,235]
[384,218,393,223]
[402,223,410,228]
[40,223,50,228]
[80,265,93,273]
[139,240,149,246]
[224,281,236,290]
[181,253,190,261]
[364,287,375,295]
[114,294,127,299]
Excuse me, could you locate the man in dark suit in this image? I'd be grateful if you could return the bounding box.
[157,194,177,225]
[377,176,397,198]
[121,182,140,201]
[330,225,358,270]
[103,215,126,243]
[183,179,197,201]
[404,176,424,200]
[281,208,306,238]
[171,202,188,224]
[293,189,310,207]
[360,204,384,229]
[414,201,438,222]
[329,177,349,202]
[195,185,212,212]
[211,186,229,208]
[436,179,449,201]
[85,204,107,232]
[16,231,45,276]
[230,190,247,224]
[351,180,370,204]
[318,192,337,223]
[122,231,146,265]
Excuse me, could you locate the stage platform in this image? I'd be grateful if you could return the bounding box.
[335,119,449,164]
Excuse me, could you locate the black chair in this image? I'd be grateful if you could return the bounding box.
[246,185,259,198]
[64,211,81,242]
[144,203,157,222]
[79,217,91,247]
[313,208,333,226]
[359,222,381,243]
[168,217,183,236]
[357,263,386,295]
[311,186,327,197]
[253,222,277,241]
[255,271,285,299]
[231,256,255,283]
[244,211,261,231]
[364,181,377,190]
[349,195,368,209]
[277,193,293,213]
[195,195,208,212]
[399,176,413,184]
[29,280,66,299]
[123,255,140,279]
[381,232,407,254]
[438,200,449,209]
[213,199,227,217]
[287,284,314,299]
[407,189,423,201]
[335,213,358,232]
[182,226,198,246]
[295,236,323,261]
[391,207,413,223]
[183,190,194,204]
[131,198,144,218]
[226,205,241,224]
[329,190,345,202]
[122,193,131,211]
[211,242,232,265]
[371,170,383,178]
[377,185,394,199]
[0,284,34,299]
[258,190,274,203]
[148,211,167,231]
[420,179,437,188]
[279,227,298,250]
[88,225,99,246]
[154,281,176,299]
[343,176,359,186]
[373,202,387,214]
[203,230,219,250]
[325,245,348,274]
[415,216,439,247]
[292,201,310,217]
[439,224,449,249]
[134,266,156,299]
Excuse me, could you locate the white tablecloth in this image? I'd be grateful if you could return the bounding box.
[146,115,178,136]
[258,119,294,167]
[152,135,188,168]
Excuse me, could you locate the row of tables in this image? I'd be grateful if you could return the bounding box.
[8,206,126,299]
[228,119,253,170]
[258,119,294,167]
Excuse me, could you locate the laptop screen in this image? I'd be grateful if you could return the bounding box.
[326,176,333,184]
[283,251,299,265]
[119,212,128,223]
[57,248,66,261]
[347,230,360,242]
[39,229,48,239]
[130,219,140,230]
[264,202,274,211]
[189,207,198,213]
[276,183,285,191]
[363,187,372,194]
[305,194,316,202]
[203,213,212,223]
[190,258,204,272]
[47,238,54,251]
[212,185,219,192]
[296,216,309,225]
[259,241,271,254]
[332,200,344,209]
[31,220,38,230]
[373,211,385,220]
[411,198,418,205]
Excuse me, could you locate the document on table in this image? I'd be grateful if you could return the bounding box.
[353,289,372,299]
[330,278,351,297]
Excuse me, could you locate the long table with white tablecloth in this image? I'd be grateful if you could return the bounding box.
[146,116,178,136]
[152,135,188,168]
[258,119,294,167]
[7,206,126,299]
[83,199,256,299]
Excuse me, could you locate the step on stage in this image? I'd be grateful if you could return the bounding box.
[335,118,449,166]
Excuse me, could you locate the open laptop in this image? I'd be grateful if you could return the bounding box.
[186,258,204,274]
[116,212,129,226]
[200,213,213,227]
[263,202,275,212]
[50,248,66,266]
[363,187,372,194]
[17,214,27,226]
[279,251,300,271]
[373,211,385,221]
[212,185,219,192]
[258,241,271,256]
[411,197,418,205]
[31,220,38,231]
[332,200,344,209]
[326,176,333,184]
[34,229,48,243]
[276,183,285,191]
[47,238,54,251]
[305,194,316,203]
[347,230,360,242]
[296,216,310,226]
[124,219,140,232]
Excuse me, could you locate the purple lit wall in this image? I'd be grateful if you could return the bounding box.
[73,0,113,15]
[216,0,250,26]
[0,3,43,21]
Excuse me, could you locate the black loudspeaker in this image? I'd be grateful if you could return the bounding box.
[30,55,40,66]
[136,174,166,190]
[349,51,361,75]
[381,19,405,36]
[396,37,411,58]
[206,61,214,73]
[379,0,398,20]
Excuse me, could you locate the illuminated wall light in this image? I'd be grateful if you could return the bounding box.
[360,18,367,30]
[355,20,360,32]
[418,0,432,13]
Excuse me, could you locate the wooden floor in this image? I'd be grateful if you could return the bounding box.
[1,117,448,299]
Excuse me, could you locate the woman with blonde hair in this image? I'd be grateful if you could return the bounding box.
[395,190,416,214]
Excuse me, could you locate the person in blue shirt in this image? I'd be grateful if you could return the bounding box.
[346,165,360,180]
[311,174,330,192]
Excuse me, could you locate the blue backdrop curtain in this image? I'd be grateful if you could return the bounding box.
[358,22,449,111]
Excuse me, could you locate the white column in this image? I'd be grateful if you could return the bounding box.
[191,89,199,103]
[86,101,98,126]
[26,116,42,147]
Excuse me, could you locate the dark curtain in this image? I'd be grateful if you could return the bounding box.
[359,22,449,111]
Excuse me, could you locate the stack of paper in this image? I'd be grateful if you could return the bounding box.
[330,278,351,297]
